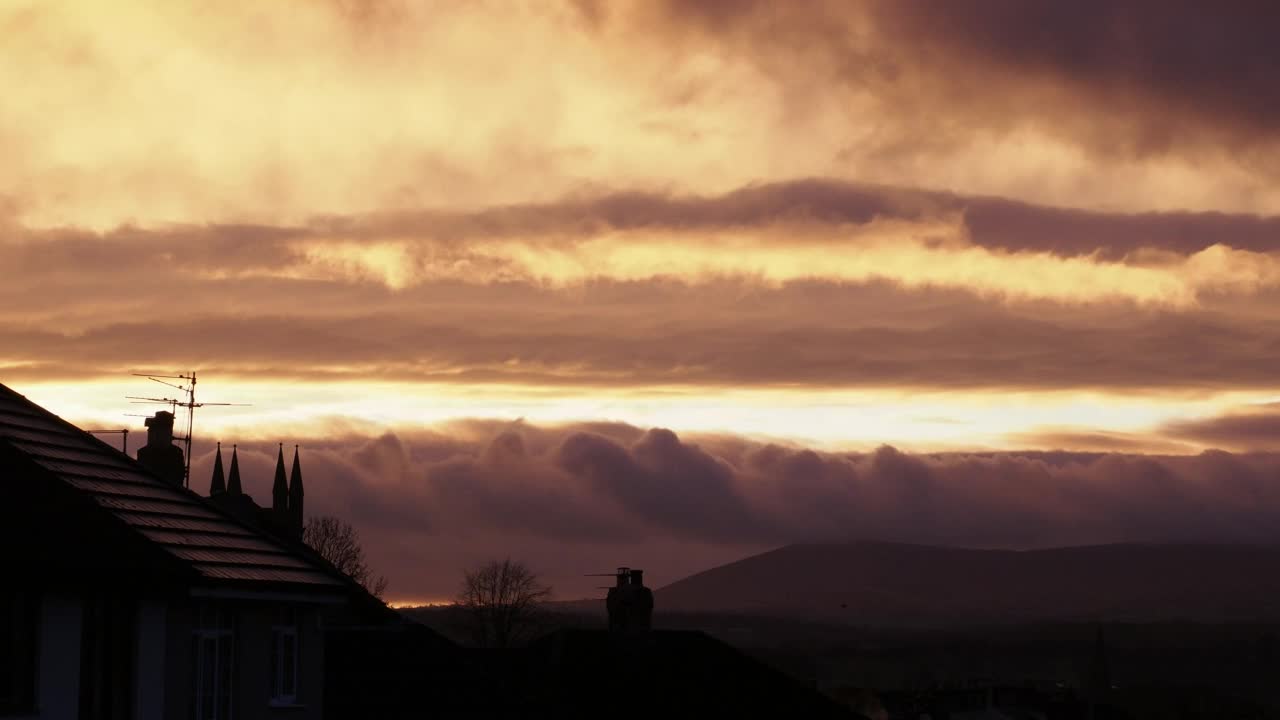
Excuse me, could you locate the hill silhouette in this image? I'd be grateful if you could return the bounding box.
[655,542,1280,627]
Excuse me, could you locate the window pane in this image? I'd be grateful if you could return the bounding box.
[201,637,216,720]
[192,605,236,720]
[270,631,280,697]
[283,634,296,696]
[216,637,233,720]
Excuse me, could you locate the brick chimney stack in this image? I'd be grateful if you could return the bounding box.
[136,411,185,486]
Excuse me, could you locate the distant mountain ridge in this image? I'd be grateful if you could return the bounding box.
[655,542,1280,627]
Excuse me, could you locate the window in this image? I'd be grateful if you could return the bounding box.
[0,592,38,716]
[79,594,137,720]
[269,608,299,706]
[192,604,234,720]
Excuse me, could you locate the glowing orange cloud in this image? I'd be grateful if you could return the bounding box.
[286,228,1280,307]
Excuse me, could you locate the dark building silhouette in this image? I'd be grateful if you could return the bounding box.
[209,441,226,495]
[208,443,262,524]
[513,628,858,718]
[289,445,305,534]
[470,567,856,719]
[328,563,857,718]
[135,410,184,486]
[205,441,305,542]
[0,382,385,720]
[271,443,289,514]
[227,443,243,495]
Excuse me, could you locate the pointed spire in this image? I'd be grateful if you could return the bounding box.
[209,442,226,496]
[289,444,304,510]
[227,445,243,496]
[289,445,305,537]
[272,442,289,513]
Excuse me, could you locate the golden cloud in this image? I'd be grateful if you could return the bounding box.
[284,226,1280,307]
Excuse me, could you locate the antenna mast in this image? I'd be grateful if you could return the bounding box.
[128,371,249,488]
[86,429,130,453]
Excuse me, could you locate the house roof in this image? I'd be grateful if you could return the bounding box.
[516,628,858,718]
[0,382,346,592]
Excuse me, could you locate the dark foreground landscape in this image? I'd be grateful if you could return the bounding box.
[410,542,1280,719]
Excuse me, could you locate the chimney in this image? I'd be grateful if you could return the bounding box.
[136,411,185,486]
[606,567,653,634]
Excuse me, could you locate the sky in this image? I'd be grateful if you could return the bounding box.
[4,0,1280,603]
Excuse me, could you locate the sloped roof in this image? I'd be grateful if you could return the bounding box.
[516,629,857,718]
[0,382,345,591]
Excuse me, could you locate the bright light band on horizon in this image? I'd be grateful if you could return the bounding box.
[12,378,1263,454]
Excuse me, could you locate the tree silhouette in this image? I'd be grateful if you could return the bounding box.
[302,515,388,598]
[457,558,551,648]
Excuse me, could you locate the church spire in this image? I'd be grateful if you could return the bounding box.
[209,442,226,496]
[227,444,243,496]
[272,443,288,513]
[289,445,304,534]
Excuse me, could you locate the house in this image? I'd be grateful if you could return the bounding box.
[0,382,363,720]
[462,569,860,719]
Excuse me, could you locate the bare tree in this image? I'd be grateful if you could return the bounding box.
[457,558,552,648]
[302,515,389,598]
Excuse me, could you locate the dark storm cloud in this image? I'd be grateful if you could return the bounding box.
[351,182,1278,263]
[558,428,762,541]
[0,283,1274,389]
[3,280,1279,391]
[325,179,1280,258]
[16,179,1279,262]
[868,0,1280,151]
[602,0,1280,159]
[5,180,1278,297]
[186,420,1280,599]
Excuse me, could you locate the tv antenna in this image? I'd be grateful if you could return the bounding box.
[585,568,631,593]
[127,371,250,488]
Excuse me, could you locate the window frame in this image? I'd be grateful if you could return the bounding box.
[191,604,235,720]
[268,608,300,707]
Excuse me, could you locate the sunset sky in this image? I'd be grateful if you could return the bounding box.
[5,0,1280,602]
